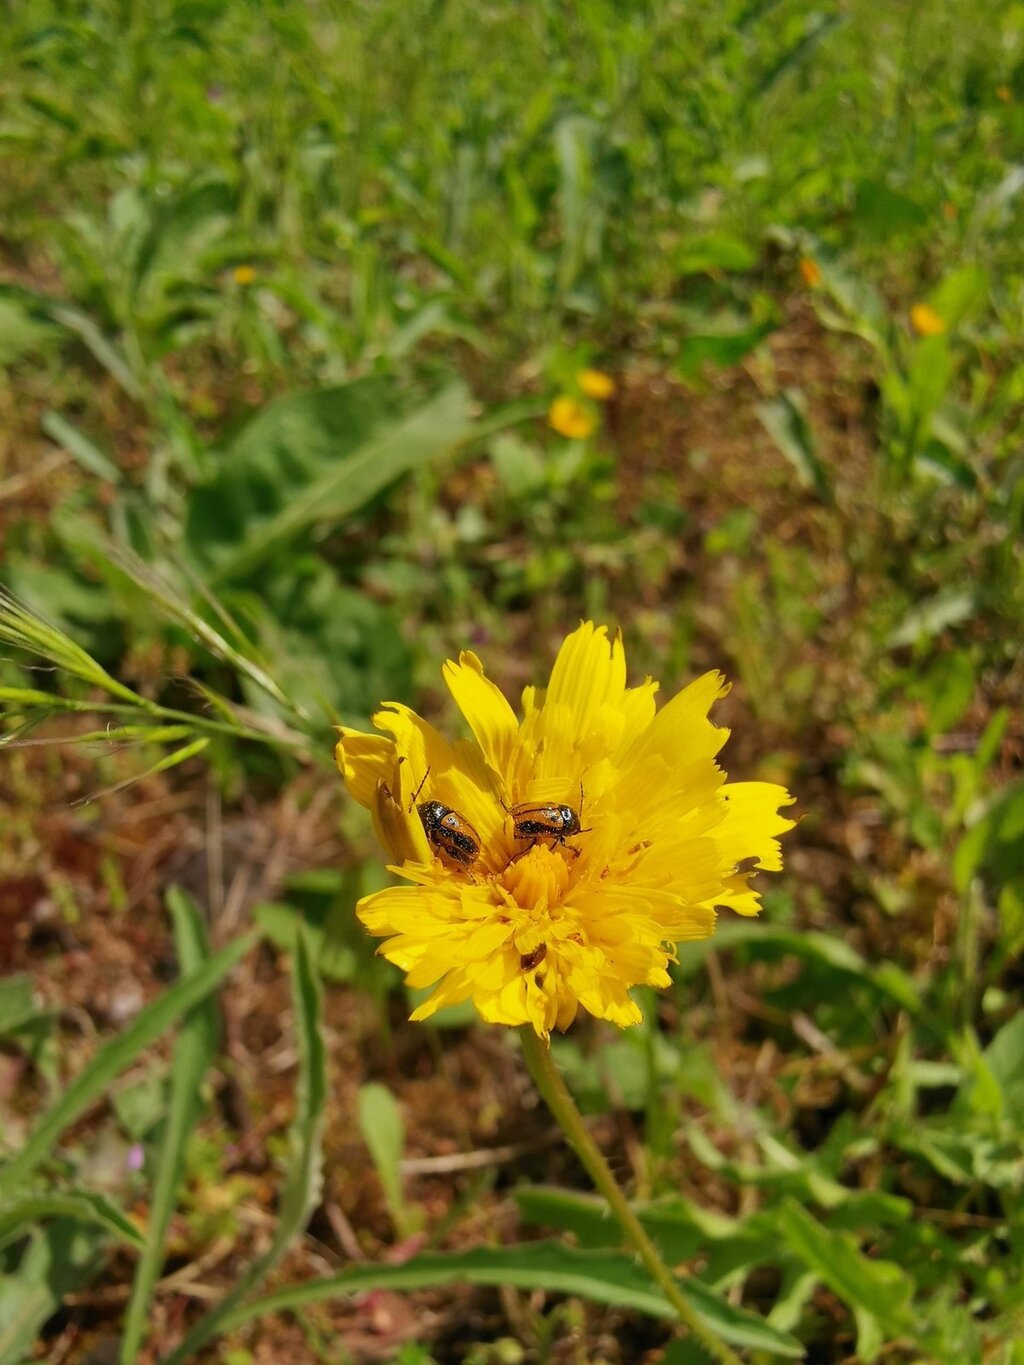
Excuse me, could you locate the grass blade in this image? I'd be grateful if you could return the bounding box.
[119,887,220,1364]
[0,932,255,1197]
[208,1241,804,1357]
[162,927,325,1364]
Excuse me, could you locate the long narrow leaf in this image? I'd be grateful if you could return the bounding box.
[162,928,325,1363]
[207,1241,804,1357]
[0,1191,143,1249]
[119,888,220,1364]
[0,932,255,1196]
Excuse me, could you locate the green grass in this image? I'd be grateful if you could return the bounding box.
[1,1,1023,1361]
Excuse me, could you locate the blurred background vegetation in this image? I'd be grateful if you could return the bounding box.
[1,1,1022,1361]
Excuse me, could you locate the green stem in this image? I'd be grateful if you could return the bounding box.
[519,1027,744,1365]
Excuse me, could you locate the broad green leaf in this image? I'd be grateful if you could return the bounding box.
[161,928,326,1365]
[0,1191,143,1248]
[209,1241,804,1356]
[0,932,255,1196]
[357,1083,416,1238]
[120,887,221,1364]
[676,234,758,276]
[756,389,831,502]
[983,1013,1024,1127]
[235,556,412,727]
[0,1219,107,1362]
[676,317,776,377]
[852,179,927,239]
[776,1200,915,1362]
[184,379,472,579]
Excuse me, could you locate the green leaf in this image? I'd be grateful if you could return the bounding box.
[0,296,58,367]
[0,932,255,1196]
[676,234,758,276]
[237,556,412,727]
[208,1242,804,1356]
[676,317,776,377]
[119,887,221,1364]
[954,781,1024,893]
[983,1012,1024,1127]
[679,921,920,1010]
[887,589,977,649]
[853,179,928,239]
[0,975,37,1036]
[0,1191,143,1248]
[357,1083,414,1237]
[756,389,831,501]
[161,928,326,1365]
[776,1200,915,1362]
[41,411,122,483]
[0,1219,107,1362]
[184,379,472,579]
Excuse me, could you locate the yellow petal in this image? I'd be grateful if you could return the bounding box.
[714,781,796,875]
[335,728,396,809]
[618,670,730,773]
[443,650,519,776]
[371,769,431,864]
[544,621,626,738]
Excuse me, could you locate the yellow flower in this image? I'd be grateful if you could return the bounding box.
[336,623,795,1039]
[996,85,1012,103]
[232,264,256,286]
[578,368,615,401]
[910,303,946,337]
[798,257,822,288]
[548,396,596,440]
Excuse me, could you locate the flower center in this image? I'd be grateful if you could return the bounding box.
[500,842,570,912]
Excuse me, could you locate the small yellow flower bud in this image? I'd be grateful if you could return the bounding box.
[548,396,596,440]
[578,368,615,400]
[910,303,946,337]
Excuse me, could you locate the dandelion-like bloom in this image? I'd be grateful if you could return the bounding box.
[548,396,596,439]
[798,257,822,288]
[579,368,615,400]
[232,264,256,286]
[910,303,946,337]
[336,624,795,1039]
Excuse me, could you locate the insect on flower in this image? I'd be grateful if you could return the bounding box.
[504,786,591,859]
[410,769,481,870]
[335,623,796,1038]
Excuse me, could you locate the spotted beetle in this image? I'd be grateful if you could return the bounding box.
[505,785,591,859]
[410,769,480,870]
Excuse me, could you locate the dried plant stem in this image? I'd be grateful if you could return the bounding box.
[519,1027,744,1365]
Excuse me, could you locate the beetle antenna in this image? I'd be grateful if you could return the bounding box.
[409,766,431,810]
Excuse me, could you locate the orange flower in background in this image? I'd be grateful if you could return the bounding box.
[548,396,597,440]
[232,264,256,286]
[579,369,615,401]
[798,257,822,288]
[336,623,795,1039]
[996,85,1012,103]
[910,303,946,337]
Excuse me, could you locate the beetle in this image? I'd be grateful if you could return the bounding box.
[504,786,591,859]
[410,769,480,870]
